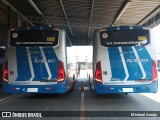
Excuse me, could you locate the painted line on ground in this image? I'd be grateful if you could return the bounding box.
[80,81,85,120]
[0,94,23,105]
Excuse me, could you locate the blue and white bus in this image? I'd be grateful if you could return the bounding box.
[90,26,158,94]
[3,26,76,93]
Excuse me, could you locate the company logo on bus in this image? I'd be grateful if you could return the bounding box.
[12,33,18,38]
[102,33,108,38]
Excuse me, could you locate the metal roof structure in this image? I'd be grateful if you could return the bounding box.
[2,0,160,45]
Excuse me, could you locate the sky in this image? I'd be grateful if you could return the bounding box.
[68,24,160,62]
[67,46,93,62]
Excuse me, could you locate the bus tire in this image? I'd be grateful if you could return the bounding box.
[70,75,75,91]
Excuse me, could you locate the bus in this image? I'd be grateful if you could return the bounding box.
[3,26,76,93]
[90,26,158,94]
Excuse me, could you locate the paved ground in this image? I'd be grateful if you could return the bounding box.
[0,70,159,120]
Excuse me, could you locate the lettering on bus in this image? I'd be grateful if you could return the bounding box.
[127,59,148,63]
[15,42,54,45]
[34,59,55,63]
[106,41,139,45]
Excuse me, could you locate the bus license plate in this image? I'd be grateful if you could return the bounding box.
[27,88,38,92]
[122,88,133,92]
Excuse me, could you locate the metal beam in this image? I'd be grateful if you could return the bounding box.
[27,0,52,27]
[137,5,160,26]
[28,20,100,29]
[112,0,131,26]
[24,16,106,29]
[59,0,73,36]
[28,0,43,16]
[142,12,160,28]
[88,0,94,37]
[7,6,11,29]
[2,0,34,26]
[66,34,72,46]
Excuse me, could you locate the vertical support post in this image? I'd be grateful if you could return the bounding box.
[8,6,11,29]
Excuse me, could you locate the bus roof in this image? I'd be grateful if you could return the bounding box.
[11,26,58,31]
[102,26,149,32]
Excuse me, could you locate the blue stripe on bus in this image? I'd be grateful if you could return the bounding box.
[29,47,48,81]
[106,26,144,31]
[16,26,53,31]
[16,47,31,81]
[135,46,152,79]
[43,47,59,79]
[133,26,144,30]
[108,47,126,81]
[106,27,117,31]
[121,46,143,80]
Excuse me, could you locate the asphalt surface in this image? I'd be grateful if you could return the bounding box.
[0,70,159,120]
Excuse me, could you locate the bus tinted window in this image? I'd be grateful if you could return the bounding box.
[10,30,59,46]
[100,30,150,46]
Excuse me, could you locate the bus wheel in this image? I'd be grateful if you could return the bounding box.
[88,75,90,81]
[73,75,75,83]
[70,75,75,91]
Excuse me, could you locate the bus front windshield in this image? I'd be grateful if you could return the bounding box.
[10,30,59,46]
[100,30,150,47]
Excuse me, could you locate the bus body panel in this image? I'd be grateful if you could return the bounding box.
[8,46,59,84]
[100,46,152,84]
[92,26,158,94]
[3,27,75,93]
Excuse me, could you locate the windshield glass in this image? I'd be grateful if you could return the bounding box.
[100,30,150,47]
[10,30,59,46]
